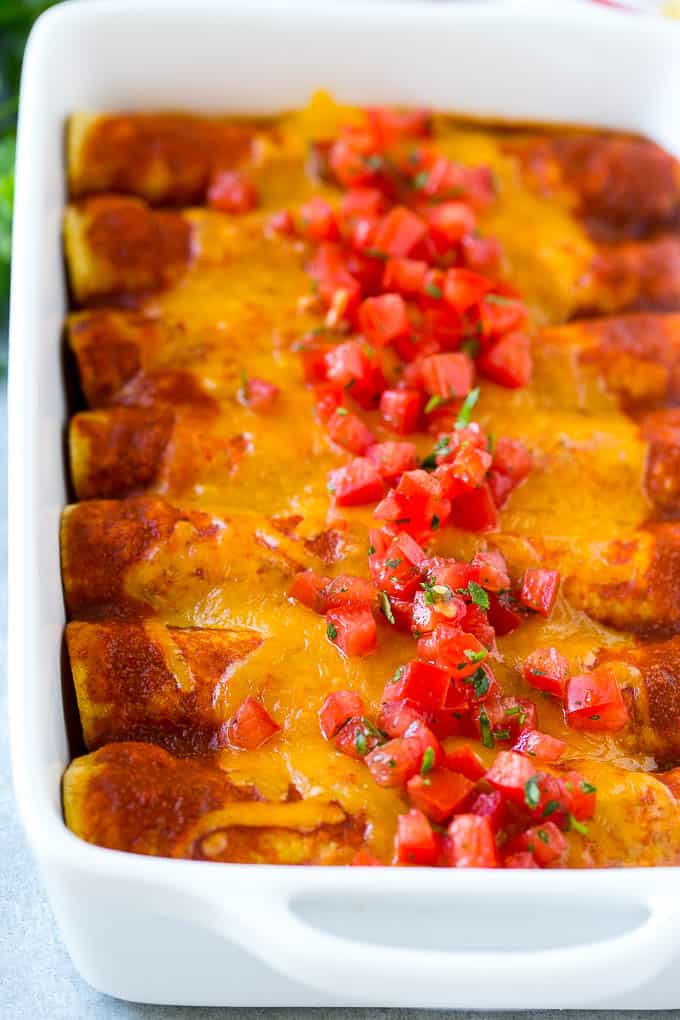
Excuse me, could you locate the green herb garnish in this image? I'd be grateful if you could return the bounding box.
[378,590,395,625]
[455,387,480,430]
[524,776,541,810]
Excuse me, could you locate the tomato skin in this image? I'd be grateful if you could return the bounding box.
[289,569,331,612]
[565,669,629,732]
[508,821,568,868]
[373,206,428,258]
[299,196,340,242]
[383,257,428,296]
[351,850,383,866]
[519,568,560,617]
[367,441,418,482]
[484,750,537,804]
[340,187,386,222]
[446,814,498,868]
[470,790,507,831]
[450,483,499,532]
[461,234,502,275]
[369,531,425,598]
[326,605,377,658]
[325,340,385,410]
[471,550,510,592]
[503,851,539,869]
[366,106,431,146]
[378,699,424,737]
[425,201,476,247]
[379,388,423,435]
[321,575,377,612]
[421,352,474,399]
[407,767,475,823]
[328,457,383,506]
[383,660,451,711]
[478,331,532,388]
[560,771,597,821]
[513,728,567,763]
[417,624,487,678]
[327,408,376,455]
[228,696,280,749]
[314,383,345,423]
[443,268,490,312]
[365,736,423,787]
[358,293,410,347]
[207,170,258,213]
[267,208,296,235]
[411,588,467,635]
[328,133,377,188]
[395,808,438,866]
[375,468,451,539]
[332,714,383,759]
[443,743,486,781]
[523,647,569,698]
[308,243,362,313]
[319,690,366,740]
[487,591,523,636]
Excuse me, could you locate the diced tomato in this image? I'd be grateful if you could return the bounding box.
[367,441,418,482]
[461,234,502,275]
[314,383,344,422]
[382,258,428,296]
[328,456,383,506]
[379,388,423,434]
[560,771,597,821]
[487,591,523,635]
[458,603,495,650]
[228,696,280,749]
[421,352,474,400]
[300,342,332,383]
[374,469,451,539]
[407,767,475,823]
[523,647,569,698]
[358,293,410,347]
[442,743,486,781]
[446,814,498,868]
[308,243,362,313]
[403,719,442,764]
[369,531,426,599]
[508,822,568,868]
[365,736,423,787]
[325,339,386,410]
[492,437,533,488]
[321,575,376,612]
[471,550,510,592]
[449,483,499,532]
[394,808,438,866]
[480,295,527,337]
[319,690,366,740]
[450,446,493,490]
[519,568,560,617]
[565,669,629,732]
[372,206,428,258]
[499,696,537,741]
[513,728,566,763]
[378,699,424,737]
[340,187,386,222]
[383,660,451,711]
[332,714,383,759]
[267,208,296,236]
[207,170,258,213]
[289,569,330,612]
[389,597,416,632]
[425,201,476,247]
[326,605,377,657]
[411,588,467,635]
[484,750,537,805]
[503,851,539,869]
[470,790,507,831]
[351,850,383,866]
[366,106,431,146]
[477,331,532,388]
[443,269,490,312]
[327,408,376,454]
[241,377,279,410]
[328,133,377,188]
[416,625,487,679]
[423,557,476,591]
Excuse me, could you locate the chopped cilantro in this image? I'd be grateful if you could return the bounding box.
[431,514,440,530]
[326,620,338,641]
[378,590,395,625]
[385,558,402,569]
[335,406,349,416]
[460,339,480,358]
[424,394,447,415]
[355,731,368,757]
[368,544,376,555]
[455,387,480,430]
[537,829,550,845]
[492,729,510,741]
[479,706,494,749]
[569,814,589,836]
[484,293,514,306]
[420,746,435,776]
[464,648,487,664]
[467,580,490,610]
[412,170,430,190]
[542,799,560,818]
[581,781,597,795]
[524,776,541,810]
[424,281,442,300]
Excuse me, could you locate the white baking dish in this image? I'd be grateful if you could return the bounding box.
[9,0,680,1008]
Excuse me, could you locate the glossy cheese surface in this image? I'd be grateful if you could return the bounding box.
[61,97,680,866]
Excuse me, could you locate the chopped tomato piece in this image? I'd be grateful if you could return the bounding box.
[443,743,486,781]
[351,850,383,866]
[308,243,361,313]
[372,206,427,258]
[449,483,499,532]
[319,690,366,740]
[383,258,428,296]
[289,569,330,612]
[471,550,510,592]
[443,268,490,312]
[374,469,451,538]
[565,669,629,731]
[388,597,416,633]
[513,728,566,763]
[477,331,532,388]
[417,625,487,679]
[321,575,376,612]
[241,377,279,410]
[358,293,410,347]
[459,604,494,650]
[411,588,467,635]
[378,699,424,737]
[560,771,597,821]
[484,750,536,805]
[470,790,507,831]
[403,719,442,765]
[508,822,568,868]
[384,660,451,711]
[328,133,377,188]
[365,736,423,787]
[461,234,502,275]
[503,851,539,869]
[299,197,339,241]
[395,808,438,866]
[421,352,474,400]
[523,647,569,698]
[325,339,386,410]
[367,441,418,482]
[487,591,523,635]
[327,408,376,455]
[407,767,475,823]
[333,714,383,759]
[480,294,526,337]
[446,814,498,868]
[340,187,386,222]
[267,208,296,235]
[425,201,476,246]
[487,437,533,507]
[369,530,426,598]
[314,383,344,422]
[300,342,332,383]
[326,605,377,657]
[207,170,258,213]
[328,456,383,506]
[366,106,431,146]
[519,568,560,617]
[379,388,423,434]
[228,696,279,749]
